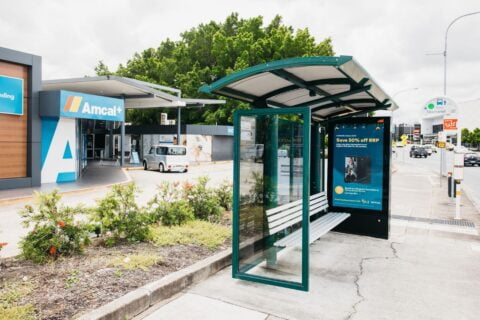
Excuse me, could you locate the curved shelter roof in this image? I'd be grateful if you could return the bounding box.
[199,56,398,121]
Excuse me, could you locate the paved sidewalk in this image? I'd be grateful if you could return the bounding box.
[0,162,129,203]
[138,162,480,320]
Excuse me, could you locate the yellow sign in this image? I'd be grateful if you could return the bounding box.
[437,141,446,148]
[401,134,408,141]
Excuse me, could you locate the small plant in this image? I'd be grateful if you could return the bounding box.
[65,270,81,289]
[149,220,230,249]
[109,253,161,271]
[184,177,223,222]
[19,190,90,263]
[0,242,6,253]
[214,180,233,211]
[0,282,36,320]
[148,182,194,226]
[91,183,150,246]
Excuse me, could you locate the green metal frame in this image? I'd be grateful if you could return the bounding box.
[233,106,311,291]
[200,56,353,94]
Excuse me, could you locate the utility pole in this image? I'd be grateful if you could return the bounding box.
[442,11,480,219]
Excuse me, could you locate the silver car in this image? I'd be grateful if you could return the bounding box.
[143,144,189,173]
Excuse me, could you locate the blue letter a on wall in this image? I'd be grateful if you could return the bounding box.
[63,141,73,159]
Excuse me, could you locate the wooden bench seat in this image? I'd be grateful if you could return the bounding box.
[266,192,350,247]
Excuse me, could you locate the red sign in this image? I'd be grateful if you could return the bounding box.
[443,118,458,130]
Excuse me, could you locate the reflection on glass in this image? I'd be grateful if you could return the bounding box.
[237,114,305,284]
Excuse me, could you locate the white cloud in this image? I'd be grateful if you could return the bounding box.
[1,0,479,126]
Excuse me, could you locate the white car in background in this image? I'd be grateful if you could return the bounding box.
[423,144,437,155]
[143,144,189,173]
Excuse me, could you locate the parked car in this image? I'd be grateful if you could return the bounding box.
[143,144,189,172]
[454,146,470,154]
[410,146,428,158]
[423,144,437,154]
[464,153,480,167]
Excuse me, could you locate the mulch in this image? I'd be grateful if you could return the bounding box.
[0,240,229,320]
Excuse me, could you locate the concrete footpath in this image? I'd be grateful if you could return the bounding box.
[137,162,480,320]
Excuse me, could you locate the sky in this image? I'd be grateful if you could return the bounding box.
[1,0,479,128]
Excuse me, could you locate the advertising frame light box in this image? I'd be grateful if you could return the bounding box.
[327,117,391,239]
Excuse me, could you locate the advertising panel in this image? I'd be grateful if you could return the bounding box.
[331,121,385,211]
[0,75,23,115]
[60,90,124,122]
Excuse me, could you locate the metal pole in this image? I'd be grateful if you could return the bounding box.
[441,12,480,219]
[455,126,461,219]
[120,121,125,166]
[443,11,480,96]
[177,107,181,145]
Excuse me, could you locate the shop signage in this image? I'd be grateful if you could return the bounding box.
[60,90,124,122]
[443,118,457,131]
[0,75,23,115]
[331,121,385,211]
[423,97,457,115]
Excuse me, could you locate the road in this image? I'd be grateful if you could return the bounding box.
[0,162,233,258]
[393,146,480,209]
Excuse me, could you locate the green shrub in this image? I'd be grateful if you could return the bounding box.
[147,181,194,226]
[214,180,233,211]
[183,177,223,222]
[19,190,90,263]
[91,183,150,246]
[152,200,194,226]
[149,220,230,249]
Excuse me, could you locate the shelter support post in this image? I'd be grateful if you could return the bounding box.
[310,122,321,195]
[177,107,181,144]
[320,125,326,192]
[120,121,125,166]
[263,115,279,266]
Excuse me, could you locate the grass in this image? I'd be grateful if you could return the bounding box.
[0,282,36,320]
[109,253,161,271]
[149,220,231,249]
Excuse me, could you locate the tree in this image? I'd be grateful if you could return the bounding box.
[96,13,334,125]
[461,128,471,144]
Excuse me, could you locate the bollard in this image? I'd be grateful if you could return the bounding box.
[447,172,453,198]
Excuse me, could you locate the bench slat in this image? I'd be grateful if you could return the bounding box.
[268,199,329,235]
[274,212,339,246]
[267,197,327,228]
[274,212,350,247]
[266,192,325,216]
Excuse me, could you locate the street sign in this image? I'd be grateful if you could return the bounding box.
[443,118,458,131]
[437,141,446,148]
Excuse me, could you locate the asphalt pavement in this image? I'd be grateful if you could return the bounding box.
[394,146,480,209]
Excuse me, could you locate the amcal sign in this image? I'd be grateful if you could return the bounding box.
[60,90,124,122]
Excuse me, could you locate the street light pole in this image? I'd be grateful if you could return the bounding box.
[443,11,480,220]
[443,11,480,95]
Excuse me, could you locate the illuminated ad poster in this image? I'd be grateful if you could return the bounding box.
[331,120,385,211]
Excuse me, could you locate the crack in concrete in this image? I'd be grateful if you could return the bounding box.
[344,242,400,320]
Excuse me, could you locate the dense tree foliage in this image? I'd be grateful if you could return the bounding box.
[96,13,334,125]
[462,128,480,148]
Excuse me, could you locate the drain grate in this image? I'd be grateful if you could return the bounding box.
[392,215,476,228]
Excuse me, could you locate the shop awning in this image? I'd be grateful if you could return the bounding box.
[199,56,398,121]
[43,76,224,109]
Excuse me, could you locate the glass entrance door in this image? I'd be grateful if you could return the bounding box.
[232,106,311,291]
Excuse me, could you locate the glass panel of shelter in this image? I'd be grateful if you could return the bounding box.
[234,107,310,290]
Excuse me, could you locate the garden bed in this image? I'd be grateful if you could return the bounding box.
[0,219,231,320]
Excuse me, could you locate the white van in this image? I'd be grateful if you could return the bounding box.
[143,144,189,173]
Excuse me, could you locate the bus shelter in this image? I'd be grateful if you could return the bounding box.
[200,56,398,291]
